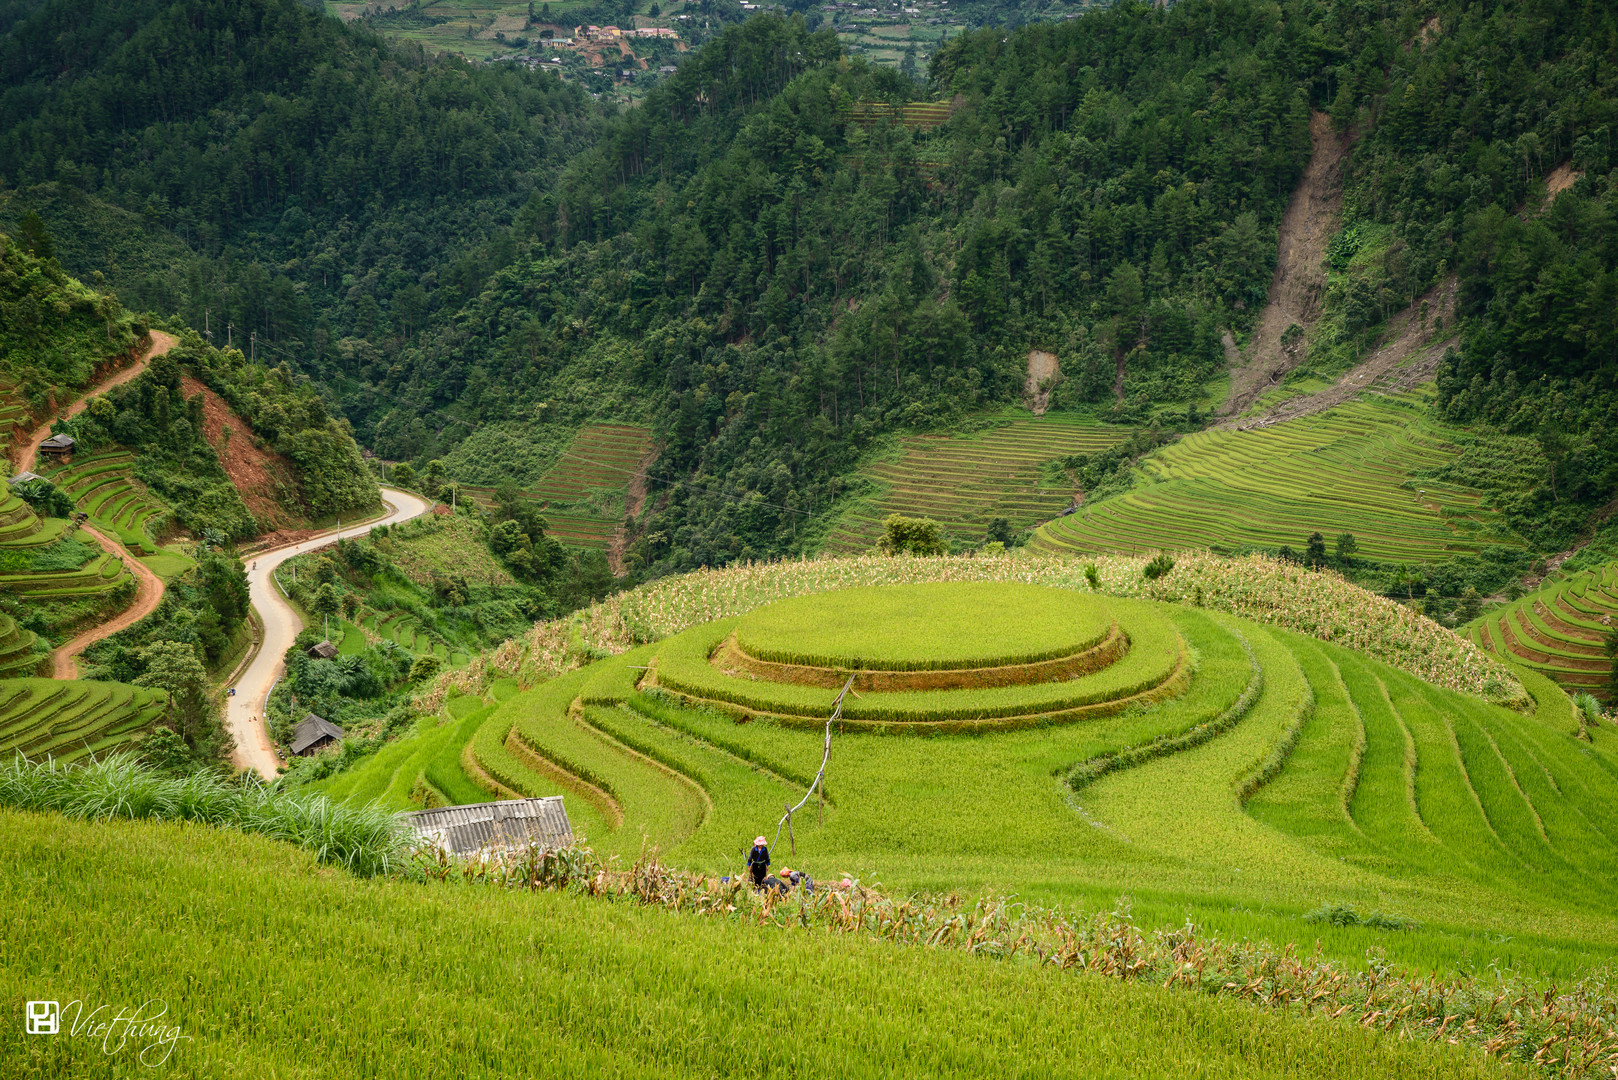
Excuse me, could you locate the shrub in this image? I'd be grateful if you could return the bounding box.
[877,515,945,556]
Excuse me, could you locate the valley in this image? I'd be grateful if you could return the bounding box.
[4,0,1618,1075]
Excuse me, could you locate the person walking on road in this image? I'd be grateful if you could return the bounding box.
[744,836,771,887]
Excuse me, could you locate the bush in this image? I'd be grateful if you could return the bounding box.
[1142,553,1175,581]
[878,515,945,556]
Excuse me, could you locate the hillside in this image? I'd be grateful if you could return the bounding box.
[0,807,1518,1079]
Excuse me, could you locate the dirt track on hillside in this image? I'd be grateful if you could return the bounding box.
[1222,113,1351,418]
[52,524,165,679]
[16,330,178,473]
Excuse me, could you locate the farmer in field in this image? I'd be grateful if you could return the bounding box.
[744,836,771,887]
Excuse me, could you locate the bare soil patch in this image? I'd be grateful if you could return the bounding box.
[180,376,307,532]
[1232,277,1458,431]
[1543,163,1583,207]
[1025,351,1059,415]
[1222,113,1352,418]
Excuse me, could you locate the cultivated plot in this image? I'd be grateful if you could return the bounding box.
[822,411,1128,552]
[1036,398,1516,562]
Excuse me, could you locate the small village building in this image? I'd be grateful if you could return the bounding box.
[404,798,574,857]
[306,640,339,659]
[37,434,75,460]
[290,713,345,757]
[8,471,44,486]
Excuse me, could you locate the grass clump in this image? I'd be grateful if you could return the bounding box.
[0,752,408,876]
[1304,903,1422,932]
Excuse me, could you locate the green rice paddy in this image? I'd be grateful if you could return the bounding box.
[733,582,1114,670]
[0,809,1513,1080]
[821,410,1129,552]
[315,578,1618,983]
[1469,562,1618,699]
[461,422,652,550]
[0,677,166,762]
[1035,398,1519,563]
[41,449,167,555]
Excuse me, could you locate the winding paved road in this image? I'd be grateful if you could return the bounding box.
[228,487,433,779]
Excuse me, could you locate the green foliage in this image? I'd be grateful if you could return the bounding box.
[408,654,443,684]
[1142,553,1175,581]
[0,228,143,404]
[13,478,73,519]
[58,354,257,539]
[184,339,379,518]
[132,640,227,760]
[0,753,408,877]
[877,514,945,556]
[81,552,251,680]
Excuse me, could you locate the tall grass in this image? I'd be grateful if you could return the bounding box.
[0,752,409,876]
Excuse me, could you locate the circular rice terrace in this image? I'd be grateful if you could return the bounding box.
[647,582,1189,732]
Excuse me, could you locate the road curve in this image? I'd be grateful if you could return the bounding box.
[16,330,178,473]
[227,486,433,780]
[53,524,166,679]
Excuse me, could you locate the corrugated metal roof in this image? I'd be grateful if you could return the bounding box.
[404,797,574,855]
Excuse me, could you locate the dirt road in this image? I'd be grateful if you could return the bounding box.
[227,487,433,780]
[16,330,178,472]
[52,524,166,679]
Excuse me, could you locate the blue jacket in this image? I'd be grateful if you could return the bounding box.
[744,844,770,869]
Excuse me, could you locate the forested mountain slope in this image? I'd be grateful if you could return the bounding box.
[0,0,595,364]
[4,0,1618,579]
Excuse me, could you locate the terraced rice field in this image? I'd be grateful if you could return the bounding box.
[0,482,133,603]
[1469,563,1618,699]
[41,450,166,554]
[821,411,1129,552]
[1036,398,1514,563]
[358,610,469,667]
[351,578,1618,975]
[461,422,653,549]
[0,677,166,762]
[0,611,43,677]
[0,492,65,549]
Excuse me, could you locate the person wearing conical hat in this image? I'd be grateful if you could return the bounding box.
[744,835,770,887]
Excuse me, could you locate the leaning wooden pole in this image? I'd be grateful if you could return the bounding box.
[772,673,854,856]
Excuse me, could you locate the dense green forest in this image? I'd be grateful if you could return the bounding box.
[0,224,145,409]
[361,4,1321,570]
[6,0,1618,575]
[0,0,596,378]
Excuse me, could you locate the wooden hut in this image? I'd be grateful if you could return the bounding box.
[289,713,345,756]
[305,640,339,660]
[37,434,75,461]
